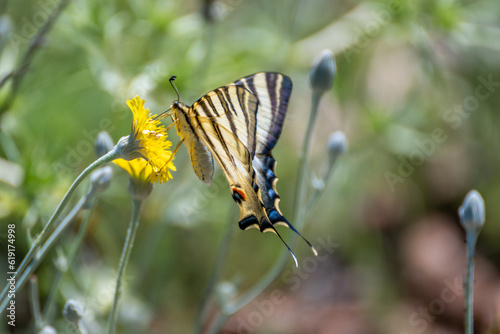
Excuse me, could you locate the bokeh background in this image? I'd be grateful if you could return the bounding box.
[1,0,499,333]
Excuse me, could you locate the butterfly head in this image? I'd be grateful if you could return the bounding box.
[170,100,190,117]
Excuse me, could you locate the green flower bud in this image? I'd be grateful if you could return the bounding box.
[459,190,485,234]
[62,299,84,324]
[310,49,336,94]
[39,326,57,334]
[95,131,115,158]
[327,131,347,161]
[90,166,113,193]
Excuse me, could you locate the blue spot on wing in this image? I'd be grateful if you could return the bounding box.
[253,153,289,226]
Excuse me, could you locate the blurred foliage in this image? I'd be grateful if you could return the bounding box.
[1,0,500,333]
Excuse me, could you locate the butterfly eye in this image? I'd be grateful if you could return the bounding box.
[231,187,247,203]
[172,101,179,109]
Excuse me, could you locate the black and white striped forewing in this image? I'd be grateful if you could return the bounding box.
[233,72,293,227]
[189,86,270,231]
[191,85,258,160]
[233,72,292,155]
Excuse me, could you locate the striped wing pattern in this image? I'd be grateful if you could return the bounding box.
[193,85,258,160]
[188,85,273,231]
[233,73,295,230]
[191,85,258,174]
[234,72,292,155]
[191,73,292,231]
[174,72,314,265]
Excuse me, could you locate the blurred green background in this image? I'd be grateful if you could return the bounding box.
[1,0,499,333]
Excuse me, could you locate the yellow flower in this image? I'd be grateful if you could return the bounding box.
[114,158,155,184]
[114,96,176,184]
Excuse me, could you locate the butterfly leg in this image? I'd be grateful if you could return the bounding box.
[156,139,184,176]
[166,119,179,131]
[154,110,175,120]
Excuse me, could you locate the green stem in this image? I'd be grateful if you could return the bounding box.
[1,194,90,312]
[77,321,86,334]
[0,0,71,114]
[0,148,118,311]
[294,90,322,227]
[305,155,339,217]
[29,276,42,331]
[43,202,96,322]
[194,218,234,334]
[204,311,228,334]
[464,231,477,334]
[107,198,144,334]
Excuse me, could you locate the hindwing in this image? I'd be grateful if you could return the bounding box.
[233,73,295,230]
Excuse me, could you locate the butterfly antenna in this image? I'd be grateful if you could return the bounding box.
[269,225,298,267]
[285,222,318,256]
[169,75,180,101]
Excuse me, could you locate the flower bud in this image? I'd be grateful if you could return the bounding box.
[216,281,237,305]
[54,251,68,272]
[63,299,84,324]
[459,190,485,234]
[309,49,336,94]
[95,131,115,158]
[327,131,347,163]
[129,175,153,200]
[39,326,57,334]
[90,166,113,193]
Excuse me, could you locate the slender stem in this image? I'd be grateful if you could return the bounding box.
[0,148,118,311]
[194,219,234,334]
[203,90,325,332]
[1,194,90,312]
[294,90,322,227]
[77,321,87,334]
[43,202,96,322]
[306,155,339,217]
[107,198,144,334]
[0,0,71,114]
[204,311,228,334]
[29,276,42,331]
[464,231,477,334]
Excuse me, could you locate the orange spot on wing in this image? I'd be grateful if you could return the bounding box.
[231,187,247,201]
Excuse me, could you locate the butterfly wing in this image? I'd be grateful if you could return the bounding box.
[233,72,292,155]
[189,85,272,230]
[180,73,312,264]
[189,138,214,186]
[232,73,296,227]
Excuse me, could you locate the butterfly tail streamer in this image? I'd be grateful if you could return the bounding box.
[277,218,318,256]
[253,153,318,256]
[264,223,299,268]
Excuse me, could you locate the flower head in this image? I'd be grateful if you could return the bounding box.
[327,131,348,161]
[114,158,155,199]
[310,49,336,94]
[115,96,176,184]
[95,131,115,158]
[63,299,84,324]
[459,190,485,235]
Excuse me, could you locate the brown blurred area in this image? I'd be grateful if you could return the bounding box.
[220,213,499,334]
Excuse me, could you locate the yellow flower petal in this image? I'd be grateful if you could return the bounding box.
[120,96,176,184]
